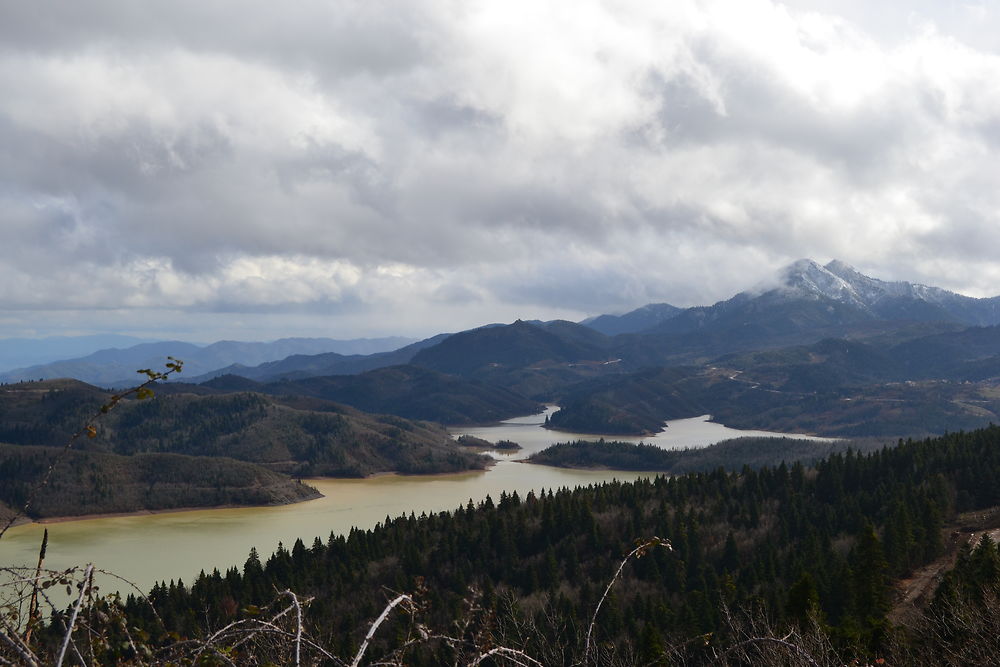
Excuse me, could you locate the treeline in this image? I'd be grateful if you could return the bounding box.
[528,436,875,474]
[113,426,1000,663]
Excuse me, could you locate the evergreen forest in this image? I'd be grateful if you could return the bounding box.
[14,424,995,665]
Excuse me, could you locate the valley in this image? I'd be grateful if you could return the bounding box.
[0,411,828,594]
[5,259,1000,521]
[4,258,1000,664]
[9,5,1000,661]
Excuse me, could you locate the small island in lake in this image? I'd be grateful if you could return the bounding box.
[528,436,871,474]
[457,434,522,451]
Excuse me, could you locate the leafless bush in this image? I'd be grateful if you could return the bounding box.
[887,585,1000,666]
[706,602,841,667]
[0,554,163,666]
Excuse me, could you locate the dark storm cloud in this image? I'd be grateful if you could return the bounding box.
[2,0,1000,340]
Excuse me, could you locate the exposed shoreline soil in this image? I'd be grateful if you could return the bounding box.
[10,463,500,527]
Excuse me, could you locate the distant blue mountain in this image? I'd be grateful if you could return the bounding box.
[183,334,450,383]
[0,334,157,373]
[0,336,413,387]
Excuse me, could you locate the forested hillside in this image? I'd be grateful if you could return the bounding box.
[410,319,611,376]
[548,344,1000,437]
[89,425,1000,664]
[0,379,487,476]
[207,364,543,425]
[0,444,319,519]
[527,435,878,473]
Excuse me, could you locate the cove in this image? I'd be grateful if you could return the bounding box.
[0,407,825,594]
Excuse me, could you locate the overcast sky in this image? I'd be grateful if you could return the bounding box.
[2,0,1000,342]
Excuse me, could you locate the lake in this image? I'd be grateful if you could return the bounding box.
[454,405,829,459]
[0,408,825,594]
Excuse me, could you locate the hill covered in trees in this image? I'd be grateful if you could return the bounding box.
[409,319,608,372]
[198,364,543,425]
[0,377,491,523]
[0,444,319,519]
[547,332,1000,437]
[85,425,1000,665]
[0,379,488,477]
[527,435,874,473]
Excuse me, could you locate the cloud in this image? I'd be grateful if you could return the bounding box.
[2,0,1000,339]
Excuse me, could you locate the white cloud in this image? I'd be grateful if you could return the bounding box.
[2,0,1000,339]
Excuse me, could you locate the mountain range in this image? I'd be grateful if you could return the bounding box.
[8,259,995,390]
[5,259,1000,439]
[0,336,414,386]
[580,259,1000,341]
[0,334,158,373]
[8,258,1000,664]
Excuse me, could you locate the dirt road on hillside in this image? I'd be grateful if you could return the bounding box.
[888,506,1000,626]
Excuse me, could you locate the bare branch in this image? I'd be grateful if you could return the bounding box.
[55,564,93,667]
[278,589,305,667]
[0,620,40,667]
[713,635,822,667]
[351,594,413,667]
[583,537,671,666]
[468,646,545,667]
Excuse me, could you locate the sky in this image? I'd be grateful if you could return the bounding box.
[2,0,1000,342]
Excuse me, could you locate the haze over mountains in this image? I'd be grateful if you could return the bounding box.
[0,334,158,372]
[0,336,414,386]
[182,334,452,384]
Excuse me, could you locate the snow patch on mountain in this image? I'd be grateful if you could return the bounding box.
[778,259,869,310]
[771,258,1000,326]
[824,259,956,306]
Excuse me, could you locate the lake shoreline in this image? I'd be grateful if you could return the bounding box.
[522,460,664,472]
[23,463,500,526]
[540,423,663,437]
[313,462,497,482]
[0,411,833,596]
[34,490,325,526]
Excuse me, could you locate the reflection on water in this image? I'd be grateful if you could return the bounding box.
[0,407,824,593]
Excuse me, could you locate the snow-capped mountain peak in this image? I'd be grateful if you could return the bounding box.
[772,259,1000,325]
[777,259,869,309]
